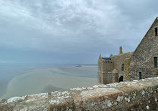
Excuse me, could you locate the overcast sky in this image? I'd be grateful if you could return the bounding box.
[0,0,158,65]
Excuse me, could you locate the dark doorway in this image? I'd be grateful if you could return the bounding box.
[139,72,142,79]
[119,76,123,82]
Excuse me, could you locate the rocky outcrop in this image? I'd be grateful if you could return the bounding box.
[0,77,158,111]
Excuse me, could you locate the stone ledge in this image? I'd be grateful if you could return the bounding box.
[0,77,158,111]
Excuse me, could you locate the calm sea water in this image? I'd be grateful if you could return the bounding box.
[0,65,98,99]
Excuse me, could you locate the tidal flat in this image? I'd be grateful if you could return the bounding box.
[0,65,97,99]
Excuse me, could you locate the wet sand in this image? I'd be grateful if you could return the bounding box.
[2,66,97,99]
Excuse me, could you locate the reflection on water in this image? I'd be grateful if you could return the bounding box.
[0,65,98,99]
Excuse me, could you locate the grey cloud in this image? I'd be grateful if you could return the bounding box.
[0,0,158,64]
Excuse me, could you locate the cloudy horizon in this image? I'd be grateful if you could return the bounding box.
[0,0,158,65]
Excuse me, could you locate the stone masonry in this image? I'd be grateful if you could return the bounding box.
[98,17,158,84]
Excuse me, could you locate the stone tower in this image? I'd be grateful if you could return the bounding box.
[98,55,114,84]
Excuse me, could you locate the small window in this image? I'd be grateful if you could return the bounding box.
[121,64,124,71]
[155,27,157,36]
[154,57,157,68]
[139,72,142,79]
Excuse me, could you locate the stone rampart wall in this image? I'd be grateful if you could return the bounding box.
[0,77,158,111]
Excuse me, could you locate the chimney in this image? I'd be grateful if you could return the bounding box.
[120,46,123,54]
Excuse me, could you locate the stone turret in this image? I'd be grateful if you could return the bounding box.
[98,54,114,84]
[98,54,102,83]
[99,54,101,59]
[120,46,123,54]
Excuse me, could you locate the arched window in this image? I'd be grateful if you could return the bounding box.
[121,64,124,71]
[154,57,157,68]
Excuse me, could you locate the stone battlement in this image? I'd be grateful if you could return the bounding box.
[0,77,158,111]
